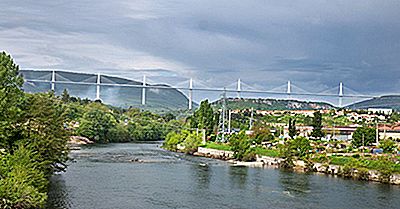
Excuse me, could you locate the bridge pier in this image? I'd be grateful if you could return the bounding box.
[51,70,56,91]
[237,78,241,98]
[189,78,193,110]
[142,75,146,105]
[338,82,343,108]
[96,73,101,100]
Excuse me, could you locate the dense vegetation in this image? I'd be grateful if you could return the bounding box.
[0,52,69,208]
[0,52,181,208]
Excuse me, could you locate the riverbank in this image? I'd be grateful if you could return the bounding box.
[191,147,400,185]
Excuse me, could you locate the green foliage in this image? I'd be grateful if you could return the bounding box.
[291,136,311,158]
[163,131,188,151]
[203,142,232,151]
[189,100,218,135]
[311,111,324,138]
[182,132,202,154]
[288,118,297,139]
[229,131,256,161]
[0,146,48,208]
[352,126,376,148]
[254,147,279,157]
[61,89,70,103]
[0,51,24,151]
[250,124,274,144]
[379,139,396,153]
[278,136,311,168]
[17,93,70,174]
[77,103,117,143]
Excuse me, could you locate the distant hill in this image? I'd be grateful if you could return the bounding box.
[346,95,400,110]
[212,98,335,110]
[20,70,190,110]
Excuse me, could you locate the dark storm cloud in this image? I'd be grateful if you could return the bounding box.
[1,0,400,98]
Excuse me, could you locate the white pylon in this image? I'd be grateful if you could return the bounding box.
[339,82,343,107]
[287,80,291,94]
[237,78,241,98]
[142,75,146,105]
[96,73,101,100]
[189,78,193,110]
[51,70,56,91]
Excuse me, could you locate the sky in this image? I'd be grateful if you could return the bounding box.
[1,0,400,101]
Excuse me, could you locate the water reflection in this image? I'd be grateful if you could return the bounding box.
[46,174,70,209]
[278,170,311,197]
[46,143,400,209]
[191,164,211,190]
[228,166,248,189]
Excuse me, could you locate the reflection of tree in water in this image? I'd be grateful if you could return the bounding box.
[278,171,311,197]
[46,174,70,209]
[191,164,211,190]
[229,166,248,190]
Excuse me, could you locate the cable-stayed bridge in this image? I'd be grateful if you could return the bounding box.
[20,69,379,110]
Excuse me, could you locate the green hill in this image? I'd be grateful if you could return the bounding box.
[20,70,190,110]
[212,98,335,110]
[346,95,400,110]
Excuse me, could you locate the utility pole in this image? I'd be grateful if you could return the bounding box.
[221,88,226,142]
[228,109,232,134]
[376,121,379,145]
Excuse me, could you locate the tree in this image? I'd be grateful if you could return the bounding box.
[18,92,70,174]
[311,111,324,138]
[288,118,297,139]
[189,100,218,135]
[352,126,376,148]
[0,51,24,150]
[77,103,117,143]
[229,131,256,161]
[379,139,396,153]
[250,124,274,144]
[61,89,70,103]
[0,145,47,208]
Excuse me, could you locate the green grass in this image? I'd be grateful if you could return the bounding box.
[254,147,280,157]
[203,142,232,151]
[329,156,355,166]
[322,155,400,173]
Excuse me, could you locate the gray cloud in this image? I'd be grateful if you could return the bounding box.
[1,0,400,103]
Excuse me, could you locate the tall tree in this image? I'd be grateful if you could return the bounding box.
[61,89,70,103]
[18,92,70,174]
[288,118,297,139]
[311,111,324,138]
[352,126,376,148]
[0,51,24,150]
[189,100,218,135]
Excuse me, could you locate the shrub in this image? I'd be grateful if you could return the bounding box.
[0,146,48,208]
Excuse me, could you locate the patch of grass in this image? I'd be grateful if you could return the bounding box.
[329,156,355,166]
[203,142,232,151]
[254,147,280,157]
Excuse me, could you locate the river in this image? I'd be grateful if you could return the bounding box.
[46,142,400,209]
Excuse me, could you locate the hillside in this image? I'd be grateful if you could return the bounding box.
[346,95,400,110]
[212,98,335,110]
[20,70,190,110]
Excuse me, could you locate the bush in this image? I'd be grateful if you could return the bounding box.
[379,139,396,153]
[0,146,48,208]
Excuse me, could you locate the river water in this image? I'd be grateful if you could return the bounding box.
[47,142,400,209]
